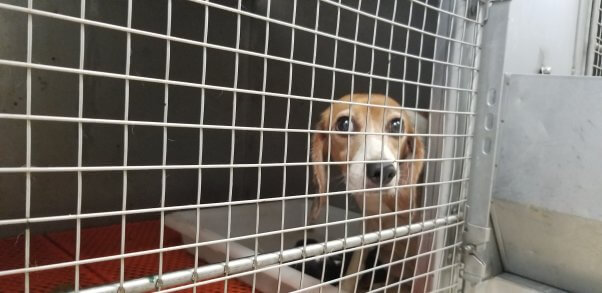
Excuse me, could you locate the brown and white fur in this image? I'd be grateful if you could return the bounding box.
[310,93,426,292]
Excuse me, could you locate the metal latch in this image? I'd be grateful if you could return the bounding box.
[461,222,492,284]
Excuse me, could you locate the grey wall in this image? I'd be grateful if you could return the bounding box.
[0,0,439,237]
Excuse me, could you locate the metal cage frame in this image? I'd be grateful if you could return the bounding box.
[0,0,485,292]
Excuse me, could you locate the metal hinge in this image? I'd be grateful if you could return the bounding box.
[460,218,492,284]
[481,0,511,23]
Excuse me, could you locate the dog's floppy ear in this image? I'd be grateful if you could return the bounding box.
[398,115,425,210]
[310,124,328,223]
[400,135,425,186]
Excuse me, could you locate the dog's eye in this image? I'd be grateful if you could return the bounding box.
[389,118,403,133]
[335,116,351,132]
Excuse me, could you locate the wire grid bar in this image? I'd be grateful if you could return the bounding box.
[594,1,602,76]
[0,186,466,230]
[0,157,470,174]
[0,58,475,103]
[0,0,483,292]
[74,0,86,290]
[77,215,461,293]
[159,240,464,293]
[23,1,33,291]
[0,112,474,134]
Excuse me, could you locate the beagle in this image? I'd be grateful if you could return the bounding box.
[310,93,426,292]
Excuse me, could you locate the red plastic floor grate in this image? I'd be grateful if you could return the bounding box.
[0,220,254,292]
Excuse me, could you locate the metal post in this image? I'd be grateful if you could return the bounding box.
[462,0,511,287]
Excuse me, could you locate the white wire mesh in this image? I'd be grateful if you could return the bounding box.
[0,0,483,292]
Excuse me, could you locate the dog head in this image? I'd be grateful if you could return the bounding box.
[310,93,425,221]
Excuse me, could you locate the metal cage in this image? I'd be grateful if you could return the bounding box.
[6,0,602,292]
[4,0,602,293]
[0,0,484,292]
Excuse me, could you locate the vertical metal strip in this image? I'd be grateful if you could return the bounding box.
[75,1,86,291]
[119,0,133,289]
[462,0,510,286]
[24,0,33,291]
[158,0,173,288]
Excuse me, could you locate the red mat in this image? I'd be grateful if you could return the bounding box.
[0,220,254,292]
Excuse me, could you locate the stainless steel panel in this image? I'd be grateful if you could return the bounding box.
[493,74,602,292]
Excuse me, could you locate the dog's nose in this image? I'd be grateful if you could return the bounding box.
[366,163,396,185]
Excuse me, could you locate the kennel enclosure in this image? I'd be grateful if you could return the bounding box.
[1,0,601,292]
